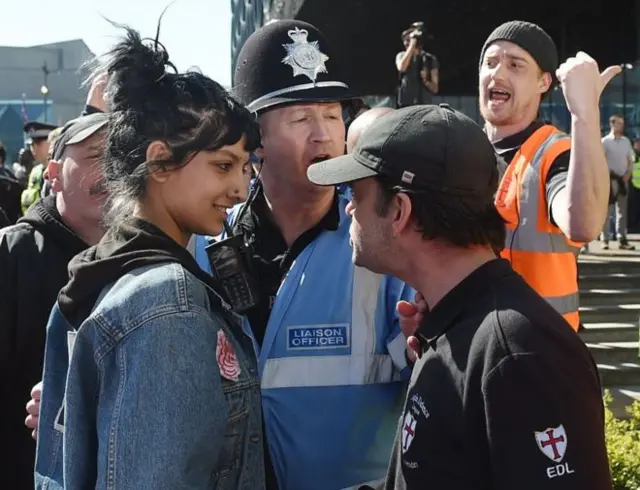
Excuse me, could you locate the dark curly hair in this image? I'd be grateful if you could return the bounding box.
[97,22,260,225]
[375,166,506,253]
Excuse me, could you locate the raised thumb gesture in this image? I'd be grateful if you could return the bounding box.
[556,51,621,119]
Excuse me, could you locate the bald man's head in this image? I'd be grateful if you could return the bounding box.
[346,107,394,153]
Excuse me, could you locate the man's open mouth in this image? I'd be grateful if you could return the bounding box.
[488,88,511,102]
[311,154,330,164]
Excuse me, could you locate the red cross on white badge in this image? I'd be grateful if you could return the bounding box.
[402,411,417,454]
[535,424,568,462]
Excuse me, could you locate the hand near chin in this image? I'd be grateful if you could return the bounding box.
[397,292,428,363]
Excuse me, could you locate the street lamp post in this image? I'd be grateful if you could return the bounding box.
[41,62,49,122]
[622,63,633,123]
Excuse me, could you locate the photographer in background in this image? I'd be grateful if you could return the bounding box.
[395,22,439,107]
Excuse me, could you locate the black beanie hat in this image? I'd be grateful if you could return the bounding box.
[479,21,559,77]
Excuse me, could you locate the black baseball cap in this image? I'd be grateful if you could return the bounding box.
[307,104,497,198]
[51,113,108,161]
[233,20,353,114]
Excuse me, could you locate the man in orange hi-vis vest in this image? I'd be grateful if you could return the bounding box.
[397,22,620,356]
[478,21,619,331]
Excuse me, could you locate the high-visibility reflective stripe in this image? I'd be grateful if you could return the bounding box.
[509,132,574,254]
[387,331,408,372]
[528,132,570,172]
[262,266,401,389]
[261,354,398,389]
[505,228,574,253]
[498,126,580,332]
[351,266,382,360]
[544,292,580,315]
[505,131,580,278]
[632,162,640,188]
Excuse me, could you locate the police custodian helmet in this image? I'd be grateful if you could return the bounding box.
[233,20,353,113]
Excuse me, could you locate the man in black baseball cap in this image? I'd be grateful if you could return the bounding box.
[308,104,612,490]
[0,112,108,490]
[196,19,414,490]
[308,104,503,268]
[309,104,498,200]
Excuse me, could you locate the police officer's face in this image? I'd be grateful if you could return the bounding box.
[50,131,107,223]
[479,41,551,127]
[30,140,50,163]
[259,102,346,189]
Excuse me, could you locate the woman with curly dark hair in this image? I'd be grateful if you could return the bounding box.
[35,24,265,490]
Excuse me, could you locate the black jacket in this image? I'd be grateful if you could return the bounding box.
[0,195,88,490]
[0,168,24,225]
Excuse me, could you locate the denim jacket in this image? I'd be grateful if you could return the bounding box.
[35,262,265,490]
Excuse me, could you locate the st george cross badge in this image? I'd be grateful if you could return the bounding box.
[535,424,568,463]
[401,411,417,454]
[281,27,329,83]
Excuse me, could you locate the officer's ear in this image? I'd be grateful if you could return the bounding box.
[47,159,63,192]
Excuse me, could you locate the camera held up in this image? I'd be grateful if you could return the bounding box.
[410,21,425,40]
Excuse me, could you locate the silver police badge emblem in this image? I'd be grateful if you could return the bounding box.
[282,27,329,83]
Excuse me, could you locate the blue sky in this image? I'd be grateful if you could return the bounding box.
[0,0,232,87]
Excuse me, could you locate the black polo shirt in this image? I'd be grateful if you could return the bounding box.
[494,120,569,224]
[380,259,611,490]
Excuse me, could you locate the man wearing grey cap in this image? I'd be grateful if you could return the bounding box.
[0,112,107,490]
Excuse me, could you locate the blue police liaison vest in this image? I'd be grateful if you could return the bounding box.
[194,192,414,490]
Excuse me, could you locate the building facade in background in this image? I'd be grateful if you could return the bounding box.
[231,0,309,86]
[230,0,265,85]
[0,39,92,163]
[231,0,639,137]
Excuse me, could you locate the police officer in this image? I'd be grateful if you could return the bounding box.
[308,104,612,490]
[21,121,58,213]
[195,20,413,490]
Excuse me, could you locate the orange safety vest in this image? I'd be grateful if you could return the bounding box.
[495,125,581,331]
